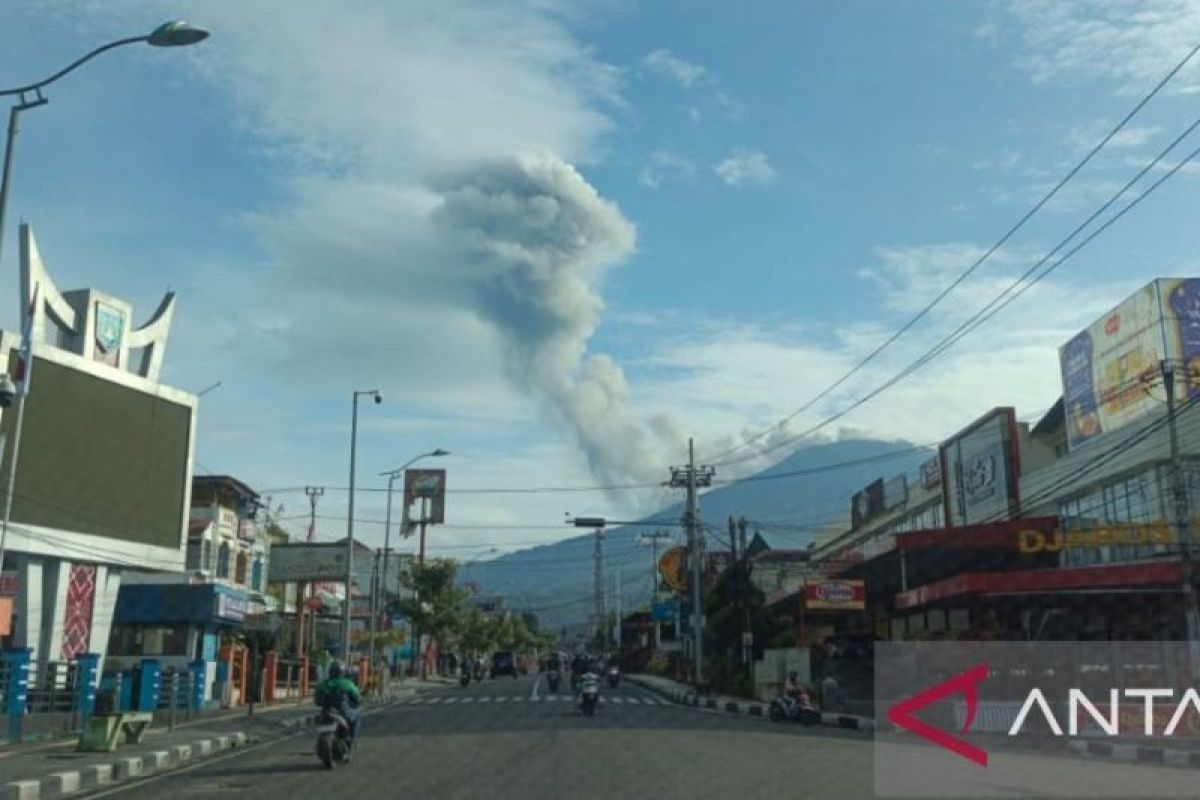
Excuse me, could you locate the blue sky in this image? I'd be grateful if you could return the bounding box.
[4,1,1200,557]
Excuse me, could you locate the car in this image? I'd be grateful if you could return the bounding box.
[491,651,518,679]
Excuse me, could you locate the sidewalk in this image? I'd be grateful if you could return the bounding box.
[0,676,449,800]
[627,673,877,732]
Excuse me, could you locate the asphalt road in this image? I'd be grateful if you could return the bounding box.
[75,674,1200,800]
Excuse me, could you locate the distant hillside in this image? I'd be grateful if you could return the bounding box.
[458,438,929,629]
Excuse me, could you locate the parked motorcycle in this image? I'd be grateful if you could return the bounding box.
[606,665,620,689]
[768,690,819,725]
[315,709,353,768]
[580,673,600,717]
[547,669,562,694]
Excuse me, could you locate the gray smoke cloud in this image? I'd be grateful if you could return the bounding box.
[430,154,682,485]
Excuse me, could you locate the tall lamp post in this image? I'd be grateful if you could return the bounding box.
[343,389,382,662]
[376,449,448,671]
[0,21,209,584]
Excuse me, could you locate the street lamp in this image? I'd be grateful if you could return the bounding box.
[0,21,209,585]
[375,448,448,670]
[343,389,382,662]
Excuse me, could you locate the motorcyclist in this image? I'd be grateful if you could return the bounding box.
[315,661,362,756]
[784,670,802,701]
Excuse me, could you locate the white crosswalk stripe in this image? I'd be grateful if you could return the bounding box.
[444,697,458,703]
[496,696,507,702]
[478,697,491,702]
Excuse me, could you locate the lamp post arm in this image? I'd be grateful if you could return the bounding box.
[0,36,149,98]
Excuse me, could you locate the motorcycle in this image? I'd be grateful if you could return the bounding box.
[580,673,600,717]
[547,669,562,694]
[474,663,486,682]
[606,665,620,689]
[768,690,820,726]
[459,671,471,688]
[315,709,353,768]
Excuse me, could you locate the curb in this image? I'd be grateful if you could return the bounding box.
[0,730,250,800]
[627,676,876,733]
[1067,739,1200,767]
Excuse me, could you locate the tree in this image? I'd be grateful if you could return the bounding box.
[397,559,468,655]
[703,559,788,696]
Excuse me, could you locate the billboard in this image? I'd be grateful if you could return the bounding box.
[919,456,941,490]
[851,479,885,529]
[940,408,1020,527]
[404,468,446,525]
[0,353,191,548]
[1060,278,1200,450]
[803,578,865,611]
[658,546,687,593]
[267,542,348,583]
[883,475,908,510]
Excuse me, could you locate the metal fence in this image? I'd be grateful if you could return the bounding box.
[274,657,305,700]
[155,668,197,731]
[25,660,79,714]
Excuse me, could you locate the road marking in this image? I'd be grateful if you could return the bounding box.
[427,697,442,704]
[496,696,507,702]
[511,697,524,702]
[444,697,458,703]
[478,697,492,703]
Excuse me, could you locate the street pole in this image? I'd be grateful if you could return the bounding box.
[1163,360,1200,675]
[418,496,429,565]
[739,516,752,674]
[368,549,381,668]
[381,472,399,639]
[669,438,714,691]
[614,565,621,652]
[344,389,381,662]
[593,526,606,646]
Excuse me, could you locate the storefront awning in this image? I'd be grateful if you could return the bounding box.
[893,559,1183,610]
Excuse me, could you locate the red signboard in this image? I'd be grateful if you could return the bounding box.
[804,579,866,610]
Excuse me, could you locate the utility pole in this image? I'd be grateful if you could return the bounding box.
[1163,359,1200,676]
[669,438,714,692]
[593,526,606,646]
[298,486,324,657]
[729,516,743,669]
[368,549,381,668]
[738,516,753,674]
[614,565,622,652]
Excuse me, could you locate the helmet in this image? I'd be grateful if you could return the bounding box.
[329,660,345,678]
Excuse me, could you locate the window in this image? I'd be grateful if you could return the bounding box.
[252,558,264,591]
[235,552,249,585]
[217,542,231,579]
[1059,468,1169,566]
[107,624,189,656]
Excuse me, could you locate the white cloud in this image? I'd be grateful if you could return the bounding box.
[1002,0,1200,94]
[637,150,696,188]
[715,148,777,186]
[643,49,707,88]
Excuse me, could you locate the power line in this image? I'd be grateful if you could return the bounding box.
[717,115,1200,470]
[704,41,1200,467]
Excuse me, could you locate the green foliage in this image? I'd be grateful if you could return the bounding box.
[397,559,468,645]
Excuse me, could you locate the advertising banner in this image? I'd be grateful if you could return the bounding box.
[651,599,678,621]
[267,542,348,583]
[404,469,446,525]
[658,546,687,593]
[941,408,1019,527]
[804,578,865,610]
[884,475,908,510]
[851,479,885,529]
[920,456,942,490]
[1060,279,1200,450]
